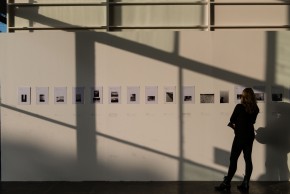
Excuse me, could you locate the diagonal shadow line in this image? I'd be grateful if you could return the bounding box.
[91,32,290,101]
[95,130,230,177]
[0,101,234,177]
[86,32,277,88]
[0,102,180,161]
[11,11,272,88]
[0,102,228,177]
[0,103,76,129]
[10,12,287,181]
[14,11,87,30]
[13,10,289,97]
[0,103,182,160]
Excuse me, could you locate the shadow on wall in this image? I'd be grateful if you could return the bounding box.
[256,102,290,181]
[2,32,289,182]
[3,7,290,182]
[72,31,246,182]
[0,103,164,181]
[13,4,80,29]
[2,140,164,181]
[0,102,231,181]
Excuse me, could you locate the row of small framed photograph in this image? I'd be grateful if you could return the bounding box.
[236,85,287,103]
[17,85,287,105]
[18,86,191,105]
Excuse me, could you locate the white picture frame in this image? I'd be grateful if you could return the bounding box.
[127,86,140,104]
[54,87,67,104]
[164,86,176,104]
[18,87,31,105]
[271,86,284,102]
[72,87,85,104]
[145,86,158,104]
[235,85,246,104]
[91,86,103,104]
[253,86,266,102]
[36,87,49,104]
[220,90,229,103]
[183,86,195,104]
[109,86,121,104]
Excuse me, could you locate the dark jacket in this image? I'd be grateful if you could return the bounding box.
[229,104,259,138]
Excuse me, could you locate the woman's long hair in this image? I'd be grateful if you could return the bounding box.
[241,88,259,114]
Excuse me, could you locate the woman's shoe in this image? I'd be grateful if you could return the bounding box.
[237,178,249,192]
[215,176,231,191]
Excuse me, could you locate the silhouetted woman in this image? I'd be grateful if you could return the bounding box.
[215,88,259,191]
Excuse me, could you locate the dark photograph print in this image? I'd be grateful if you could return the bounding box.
[166,92,174,102]
[184,95,192,102]
[130,93,136,102]
[93,90,100,103]
[255,93,265,102]
[75,94,82,103]
[253,86,265,102]
[39,94,45,102]
[73,87,84,104]
[94,90,99,97]
[271,86,283,102]
[54,87,67,104]
[93,97,100,103]
[36,87,49,104]
[21,94,27,102]
[272,93,283,102]
[111,91,119,103]
[147,96,156,102]
[200,94,214,103]
[18,87,31,105]
[237,94,242,100]
[56,96,64,102]
[220,91,229,103]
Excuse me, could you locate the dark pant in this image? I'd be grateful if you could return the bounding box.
[227,135,254,181]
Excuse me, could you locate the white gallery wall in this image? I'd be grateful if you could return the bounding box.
[0,31,289,181]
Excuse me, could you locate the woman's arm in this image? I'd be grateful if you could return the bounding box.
[228,104,241,129]
[230,104,241,123]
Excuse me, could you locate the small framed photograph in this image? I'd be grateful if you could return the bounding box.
[18,87,31,105]
[72,87,85,104]
[164,86,176,104]
[253,86,266,102]
[271,86,283,102]
[183,86,195,104]
[109,86,121,104]
[54,87,67,104]
[127,86,140,104]
[91,87,103,104]
[235,85,246,104]
[200,93,214,104]
[36,87,49,104]
[220,90,229,103]
[145,86,158,104]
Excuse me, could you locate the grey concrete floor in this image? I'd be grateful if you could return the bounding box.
[1,181,289,194]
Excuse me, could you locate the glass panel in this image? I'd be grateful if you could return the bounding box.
[13,0,105,3]
[0,23,6,32]
[14,6,106,27]
[112,0,203,2]
[215,5,289,26]
[112,5,205,26]
[215,0,287,2]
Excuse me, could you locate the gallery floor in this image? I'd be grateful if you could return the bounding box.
[0,181,289,194]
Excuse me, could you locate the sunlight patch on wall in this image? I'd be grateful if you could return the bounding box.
[276,32,290,91]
